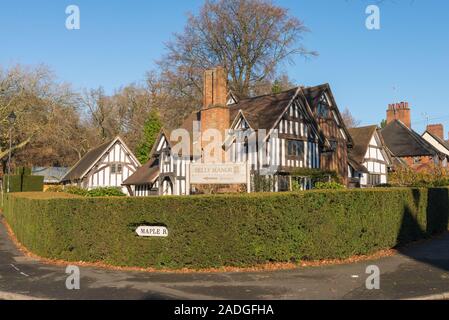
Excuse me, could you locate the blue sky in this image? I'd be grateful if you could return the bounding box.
[0,0,448,135]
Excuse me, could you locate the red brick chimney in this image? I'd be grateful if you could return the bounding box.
[201,67,229,161]
[426,124,444,140]
[386,102,411,128]
[203,67,227,109]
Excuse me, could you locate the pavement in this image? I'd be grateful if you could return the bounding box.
[1,218,449,300]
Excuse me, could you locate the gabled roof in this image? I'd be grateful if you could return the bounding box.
[301,84,354,147]
[422,130,449,155]
[61,136,140,182]
[227,84,352,147]
[348,156,369,173]
[347,125,378,163]
[229,87,299,130]
[122,158,159,186]
[381,120,443,158]
[227,91,239,105]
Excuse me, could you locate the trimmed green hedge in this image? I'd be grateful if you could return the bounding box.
[2,175,22,192]
[3,188,449,269]
[3,171,44,192]
[22,176,44,192]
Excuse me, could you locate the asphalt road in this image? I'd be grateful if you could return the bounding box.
[1,218,449,300]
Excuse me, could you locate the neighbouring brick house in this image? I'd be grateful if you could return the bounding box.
[380,102,447,171]
[421,124,449,166]
[123,66,353,196]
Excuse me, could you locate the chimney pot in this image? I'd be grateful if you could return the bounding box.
[386,101,411,128]
[427,124,444,140]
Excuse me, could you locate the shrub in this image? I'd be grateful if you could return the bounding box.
[85,187,126,197]
[58,186,126,197]
[291,168,341,184]
[291,177,302,191]
[3,188,449,269]
[45,185,64,193]
[377,183,393,188]
[64,186,88,196]
[314,182,345,190]
[390,166,449,187]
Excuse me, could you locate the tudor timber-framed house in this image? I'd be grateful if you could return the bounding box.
[348,125,392,187]
[123,67,353,196]
[61,136,141,195]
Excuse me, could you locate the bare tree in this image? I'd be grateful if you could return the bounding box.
[80,87,113,141]
[108,84,153,150]
[80,83,161,153]
[341,107,361,129]
[159,0,316,101]
[0,64,88,169]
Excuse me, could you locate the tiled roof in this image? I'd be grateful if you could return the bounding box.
[122,158,159,186]
[381,120,442,157]
[347,125,378,163]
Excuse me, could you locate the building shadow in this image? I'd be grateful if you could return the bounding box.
[396,188,449,272]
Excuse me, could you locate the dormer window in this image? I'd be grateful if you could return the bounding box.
[317,94,330,119]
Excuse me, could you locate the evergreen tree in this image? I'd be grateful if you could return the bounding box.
[271,80,283,94]
[135,109,162,164]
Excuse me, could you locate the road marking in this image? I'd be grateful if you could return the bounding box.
[10,263,30,277]
[10,264,20,271]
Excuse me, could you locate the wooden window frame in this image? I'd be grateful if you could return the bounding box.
[287,140,304,159]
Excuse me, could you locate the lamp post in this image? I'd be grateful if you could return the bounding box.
[6,111,16,193]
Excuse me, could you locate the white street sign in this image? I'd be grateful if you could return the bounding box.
[136,226,168,238]
[190,162,249,185]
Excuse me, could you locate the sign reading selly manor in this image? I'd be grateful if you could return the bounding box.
[135,226,168,237]
[190,163,248,185]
